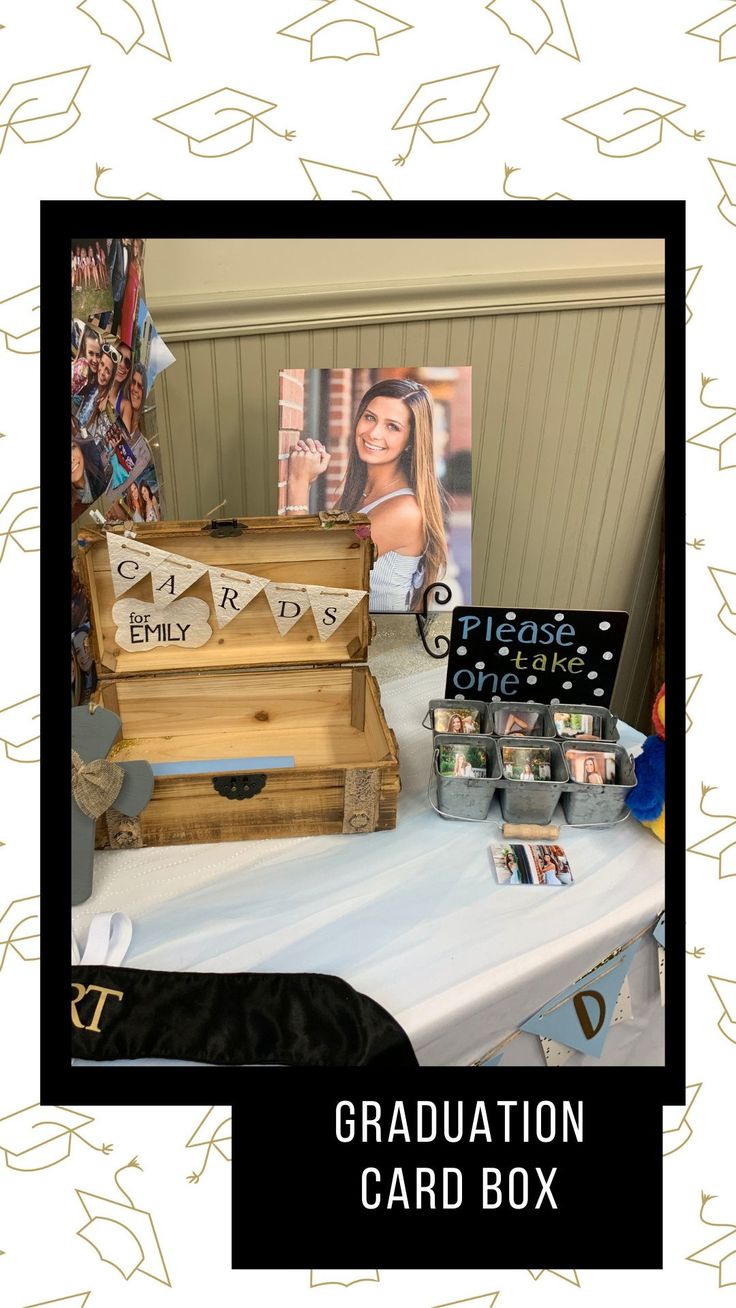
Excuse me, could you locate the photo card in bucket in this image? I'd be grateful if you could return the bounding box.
[495,707,540,736]
[491,842,574,886]
[567,748,617,784]
[554,709,602,739]
[438,742,487,778]
[501,744,551,781]
[433,705,481,734]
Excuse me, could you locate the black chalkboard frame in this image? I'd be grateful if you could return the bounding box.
[444,606,629,708]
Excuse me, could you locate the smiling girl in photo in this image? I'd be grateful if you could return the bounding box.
[285,377,448,612]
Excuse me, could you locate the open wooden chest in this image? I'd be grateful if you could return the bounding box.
[77,515,400,847]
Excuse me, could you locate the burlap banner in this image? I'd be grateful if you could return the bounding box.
[264,582,311,636]
[105,535,367,640]
[207,566,268,629]
[148,551,209,608]
[306,585,366,641]
[107,533,156,597]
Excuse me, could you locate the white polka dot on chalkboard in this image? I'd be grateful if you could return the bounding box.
[554,612,564,620]
[527,676,537,684]
[577,646,587,654]
[587,671,598,680]
[550,697,560,704]
[455,693,465,700]
[457,646,466,656]
[603,651,613,660]
[593,688,604,697]
[562,681,572,689]
[506,611,516,619]
[499,646,509,656]
[492,695,501,702]
[599,621,611,630]
[475,661,485,670]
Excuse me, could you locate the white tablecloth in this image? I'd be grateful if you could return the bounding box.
[73,664,664,1067]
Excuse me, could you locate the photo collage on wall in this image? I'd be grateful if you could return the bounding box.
[71,237,174,526]
[277,367,472,614]
[71,561,97,707]
[71,236,175,703]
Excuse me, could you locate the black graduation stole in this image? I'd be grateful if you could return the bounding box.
[71,965,419,1067]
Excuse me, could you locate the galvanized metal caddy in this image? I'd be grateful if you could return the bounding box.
[431,734,501,821]
[425,699,619,742]
[496,736,570,824]
[552,702,620,743]
[423,698,489,731]
[560,740,636,825]
[489,701,556,738]
[426,702,636,827]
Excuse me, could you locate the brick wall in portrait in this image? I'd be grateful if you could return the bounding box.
[319,368,352,509]
[277,368,305,513]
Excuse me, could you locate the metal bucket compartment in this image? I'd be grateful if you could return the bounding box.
[561,740,636,825]
[551,703,620,743]
[432,733,501,821]
[423,698,490,735]
[496,736,569,824]
[490,701,556,738]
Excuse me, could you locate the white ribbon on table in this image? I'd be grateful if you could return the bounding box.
[71,912,133,966]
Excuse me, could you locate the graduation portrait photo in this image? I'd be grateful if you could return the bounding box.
[277,366,472,613]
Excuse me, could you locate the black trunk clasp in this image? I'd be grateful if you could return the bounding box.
[212,774,267,800]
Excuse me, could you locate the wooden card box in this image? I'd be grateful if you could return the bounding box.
[77,516,400,847]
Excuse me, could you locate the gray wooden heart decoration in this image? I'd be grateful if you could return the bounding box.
[72,706,154,906]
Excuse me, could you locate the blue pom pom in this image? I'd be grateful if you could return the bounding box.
[626,735,665,821]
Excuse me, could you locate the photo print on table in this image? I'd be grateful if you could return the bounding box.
[491,842,574,887]
[277,366,472,613]
[567,748,617,784]
[438,742,487,778]
[501,744,551,781]
[433,705,481,733]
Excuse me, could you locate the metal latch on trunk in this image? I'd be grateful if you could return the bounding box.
[201,519,244,537]
[212,774,266,800]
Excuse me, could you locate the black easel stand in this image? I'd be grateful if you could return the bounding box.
[415,582,452,659]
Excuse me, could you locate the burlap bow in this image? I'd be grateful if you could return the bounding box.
[71,749,124,820]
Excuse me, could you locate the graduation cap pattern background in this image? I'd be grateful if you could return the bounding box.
[689,373,736,471]
[0,0,734,1302]
[278,1,412,62]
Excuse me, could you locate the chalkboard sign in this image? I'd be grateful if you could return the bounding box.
[444,607,628,707]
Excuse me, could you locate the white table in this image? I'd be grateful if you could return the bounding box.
[73,662,664,1067]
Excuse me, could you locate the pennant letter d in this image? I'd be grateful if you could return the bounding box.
[573,989,606,1040]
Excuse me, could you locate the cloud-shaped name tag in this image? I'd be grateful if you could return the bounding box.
[112,597,212,651]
